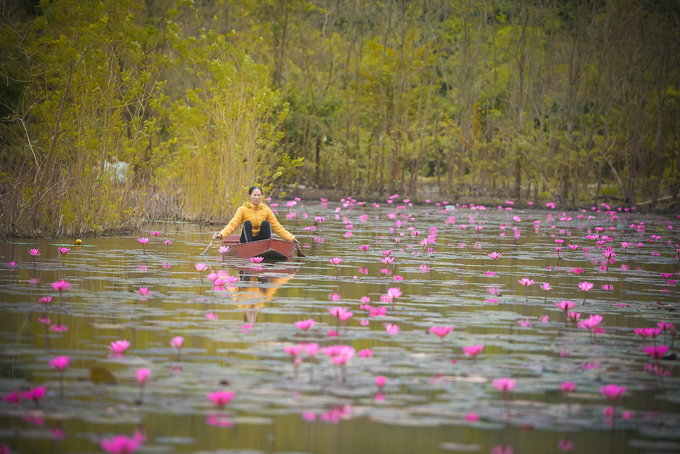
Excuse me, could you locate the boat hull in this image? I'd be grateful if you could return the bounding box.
[222,236,295,261]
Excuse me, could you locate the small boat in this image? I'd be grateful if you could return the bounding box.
[221,236,295,261]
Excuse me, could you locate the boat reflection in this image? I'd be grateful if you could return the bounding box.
[229,266,296,323]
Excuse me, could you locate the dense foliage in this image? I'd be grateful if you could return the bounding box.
[1,0,678,236]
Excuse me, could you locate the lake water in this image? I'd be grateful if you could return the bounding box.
[0,201,678,454]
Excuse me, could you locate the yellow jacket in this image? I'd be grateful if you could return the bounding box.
[219,202,295,242]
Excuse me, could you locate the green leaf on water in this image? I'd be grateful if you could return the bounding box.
[90,367,117,384]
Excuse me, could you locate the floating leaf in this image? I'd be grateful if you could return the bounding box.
[90,367,117,384]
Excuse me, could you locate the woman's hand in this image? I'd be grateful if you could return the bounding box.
[293,239,301,246]
[212,232,223,240]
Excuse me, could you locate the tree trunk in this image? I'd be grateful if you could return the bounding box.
[315,135,321,188]
[514,2,528,200]
[272,1,290,88]
[434,111,441,195]
[651,43,668,207]
[31,61,76,227]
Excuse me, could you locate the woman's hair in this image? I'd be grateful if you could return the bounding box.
[248,185,263,195]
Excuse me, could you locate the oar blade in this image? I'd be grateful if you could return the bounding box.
[200,239,215,256]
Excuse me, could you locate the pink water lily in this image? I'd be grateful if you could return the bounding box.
[28,248,40,265]
[339,311,354,322]
[488,252,502,272]
[295,319,316,331]
[323,344,354,358]
[385,324,400,335]
[49,355,69,398]
[375,376,386,389]
[51,280,70,293]
[108,340,131,354]
[492,377,515,393]
[464,413,479,422]
[369,306,387,317]
[329,307,347,318]
[634,327,661,339]
[51,280,71,307]
[222,274,239,285]
[381,256,395,265]
[556,300,575,311]
[578,314,604,342]
[560,382,576,394]
[58,247,70,256]
[540,282,551,303]
[134,369,150,403]
[578,282,594,291]
[387,287,402,299]
[100,429,146,454]
[136,368,150,384]
[136,287,151,298]
[170,336,184,349]
[49,356,69,371]
[518,278,534,303]
[358,348,373,358]
[643,345,668,360]
[430,326,454,339]
[2,391,22,404]
[137,238,148,254]
[578,314,603,330]
[50,323,68,332]
[304,343,319,356]
[331,349,355,366]
[39,296,52,305]
[284,345,304,358]
[657,322,674,332]
[600,384,626,402]
[23,386,46,403]
[208,391,235,409]
[578,281,594,304]
[462,345,484,357]
[329,257,343,266]
[212,278,228,287]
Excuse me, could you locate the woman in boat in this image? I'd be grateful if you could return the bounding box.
[212,186,300,245]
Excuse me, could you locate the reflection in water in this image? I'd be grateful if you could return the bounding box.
[232,267,295,324]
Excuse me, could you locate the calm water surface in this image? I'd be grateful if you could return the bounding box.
[1,202,678,454]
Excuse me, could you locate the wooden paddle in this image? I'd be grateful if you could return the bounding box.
[294,241,306,258]
[200,239,215,256]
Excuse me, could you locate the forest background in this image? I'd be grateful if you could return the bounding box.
[1,0,679,237]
